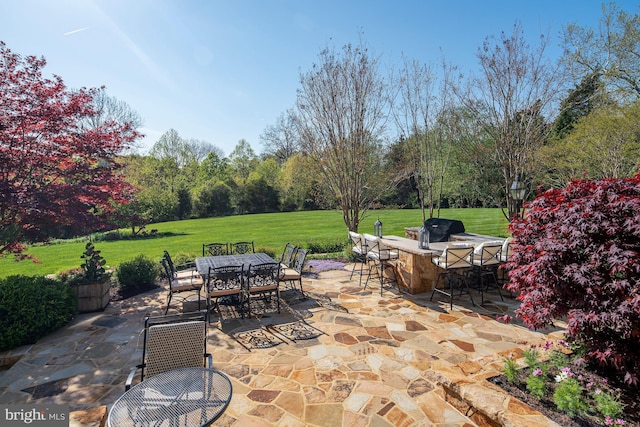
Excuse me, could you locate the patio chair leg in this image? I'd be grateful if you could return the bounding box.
[165,293,172,315]
[379,261,399,296]
[350,257,366,286]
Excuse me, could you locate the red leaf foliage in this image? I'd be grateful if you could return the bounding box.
[0,41,140,255]
[505,173,640,385]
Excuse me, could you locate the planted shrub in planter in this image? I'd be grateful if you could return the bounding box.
[0,275,77,351]
[63,242,112,312]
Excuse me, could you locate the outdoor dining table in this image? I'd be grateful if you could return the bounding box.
[195,252,277,277]
[107,367,232,427]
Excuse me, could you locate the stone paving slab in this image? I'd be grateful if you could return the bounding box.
[0,263,566,426]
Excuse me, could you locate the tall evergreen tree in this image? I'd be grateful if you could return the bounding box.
[551,71,604,140]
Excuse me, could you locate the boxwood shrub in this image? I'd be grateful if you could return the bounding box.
[0,275,77,352]
[115,254,159,293]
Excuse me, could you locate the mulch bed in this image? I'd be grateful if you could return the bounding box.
[489,372,639,426]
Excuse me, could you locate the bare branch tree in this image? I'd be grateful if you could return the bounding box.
[260,109,299,164]
[185,138,221,163]
[562,3,640,101]
[458,22,561,219]
[390,56,458,220]
[81,87,143,145]
[294,39,390,232]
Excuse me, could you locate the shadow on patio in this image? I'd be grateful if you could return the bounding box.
[0,263,566,426]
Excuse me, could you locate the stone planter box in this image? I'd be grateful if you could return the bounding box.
[72,280,111,313]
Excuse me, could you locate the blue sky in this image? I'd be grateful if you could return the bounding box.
[2,0,637,156]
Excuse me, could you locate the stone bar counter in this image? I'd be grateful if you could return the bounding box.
[380,230,505,295]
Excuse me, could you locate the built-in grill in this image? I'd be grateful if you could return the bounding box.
[423,218,465,242]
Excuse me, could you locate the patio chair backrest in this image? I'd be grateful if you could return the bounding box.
[290,248,307,274]
[203,242,229,257]
[473,241,503,266]
[160,257,174,280]
[246,262,280,292]
[501,237,513,262]
[439,246,474,269]
[376,238,398,260]
[142,311,208,379]
[362,233,378,255]
[207,265,244,296]
[349,231,362,252]
[280,243,297,267]
[163,250,176,274]
[231,241,254,255]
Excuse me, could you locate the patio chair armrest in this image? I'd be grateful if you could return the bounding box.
[175,261,196,271]
[125,365,141,391]
[205,353,213,368]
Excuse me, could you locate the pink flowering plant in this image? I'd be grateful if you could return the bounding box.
[501,341,626,425]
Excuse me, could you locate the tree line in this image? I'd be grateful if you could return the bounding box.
[118,3,638,232]
[1,3,638,254]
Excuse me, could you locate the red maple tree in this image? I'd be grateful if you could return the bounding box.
[0,41,141,256]
[505,173,640,385]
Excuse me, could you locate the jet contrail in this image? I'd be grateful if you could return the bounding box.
[64,27,89,36]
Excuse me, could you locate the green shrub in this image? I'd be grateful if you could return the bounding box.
[523,347,541,369]
[0,275,77,351]
[525,368,546,400]
[171,251,197,266]
[554,377,588,417]
[307,238,346,254]
[503,357,519,384]
[115,255,159,292]
[255,246,276,259]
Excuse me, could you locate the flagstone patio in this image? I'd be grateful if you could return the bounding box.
[0,263,565,426]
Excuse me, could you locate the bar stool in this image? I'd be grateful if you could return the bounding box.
[363,234,400,295]
[472,241,503,305]
[430,244,475,310]
[348,231,368,286]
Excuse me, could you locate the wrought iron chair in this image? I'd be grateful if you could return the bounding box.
[125,311,211,390]
[430,244,475,310]
[164,250,198,280]
[279,243,297,270]
[472,241,504,304]
[348,231,368,286]
[203,242,229,257]
[206,264,245,322]
[244,262,280,318]
[363,234,400,295]
[160,258,203,314]
[279,248,307,296]
[230,241,254,255]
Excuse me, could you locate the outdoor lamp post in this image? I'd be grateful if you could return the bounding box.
[510,175,526,220]
[374,218,383,237]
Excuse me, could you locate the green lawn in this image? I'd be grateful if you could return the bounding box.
[0,208,509,278]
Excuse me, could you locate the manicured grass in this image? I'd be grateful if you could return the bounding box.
[0,208,509,278]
